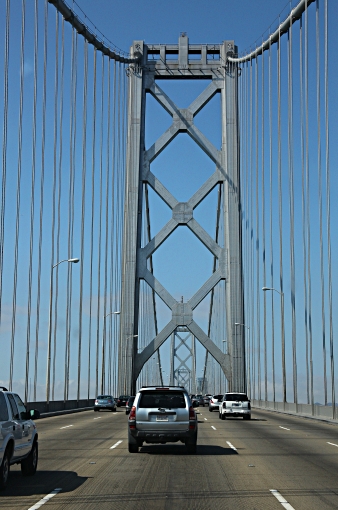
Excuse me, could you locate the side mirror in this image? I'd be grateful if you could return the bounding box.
[29,409,40,420]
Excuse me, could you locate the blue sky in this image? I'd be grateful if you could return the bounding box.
[1,0,337,402]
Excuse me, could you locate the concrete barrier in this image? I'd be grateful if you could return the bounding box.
[27,399,95,418]
[252,399,337,423]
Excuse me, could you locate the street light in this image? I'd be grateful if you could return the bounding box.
[262,286,286,402]
[46,257,80,406]
[101,311,121,394]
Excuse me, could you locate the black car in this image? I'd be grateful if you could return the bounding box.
[125,396,135,415]
[116,395,130,407]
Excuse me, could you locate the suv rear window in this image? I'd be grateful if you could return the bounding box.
[225,393,249,402]
[139,391,186,409]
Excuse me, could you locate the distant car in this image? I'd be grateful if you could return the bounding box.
[128,386,198,453]
[94,395,117,412]
[219,392,251,420]
[191,396,199,408]
[196,396,205,407]
[125,396,135,415]
[0,387,40,490]
[209,394,223,412]
[203,395,211,406]
[116,395,130,407]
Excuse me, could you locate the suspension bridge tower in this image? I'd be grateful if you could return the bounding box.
[119,35,245,395]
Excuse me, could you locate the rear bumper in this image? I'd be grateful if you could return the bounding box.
[224,409,250,416]
[130,427,197,443]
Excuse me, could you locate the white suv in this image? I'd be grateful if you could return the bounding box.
[219,392,251,420]
[0,387,40,490]
[128,386,198,454]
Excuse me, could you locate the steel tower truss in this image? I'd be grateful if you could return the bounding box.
[119,35,245,395]
[170,328,196,394]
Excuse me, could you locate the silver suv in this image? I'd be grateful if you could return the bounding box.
[0,387,40,490]
[128,386,198,454]
[219,392,251,420]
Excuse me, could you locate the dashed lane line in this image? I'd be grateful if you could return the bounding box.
[211,426,216,430]
[204,418,208,421]
[93,417,101,420]
[28,488,62,510]
[279,426,290,431]
[270,489,296,509]
[60,425,73,429]
[110,440,123,449]
[327,442,338,448]
[226,441,237,451]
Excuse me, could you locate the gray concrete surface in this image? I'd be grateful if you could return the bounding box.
[2,407,338,509]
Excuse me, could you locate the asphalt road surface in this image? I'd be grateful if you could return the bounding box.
[2,407,338,509]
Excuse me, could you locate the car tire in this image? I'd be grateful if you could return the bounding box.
[128,443,138,453]
[221,413,226,420]
[0,448,10,490]
[113,407,117,412]
[209,408,212,412]
[21,440,38,476]
[218,412,221,419]
[243,415,251,420]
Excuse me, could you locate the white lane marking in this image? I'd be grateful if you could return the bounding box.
[110,440,123,449]
[93,417,101,420]
[327,442,338,448]
[270,489,296,509]
[211,426,216,430]
[28,488,62,510]
[279,426,290,431]
[204,418,208,421]
[226,441,237,451]
[60,425,73,429]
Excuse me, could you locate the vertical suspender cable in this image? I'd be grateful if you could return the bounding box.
[9,0,26,390]
[305,0,314,412]
[269,37,276,402]
[34,0,48,401]
[90,49,97,397]
[0,0,10,329]
[53,17,65,401]
[288,21,297,404]
[255,54,261,400]
[97,53,104,393]
[261,40,267,402]
[324,0,335,419]
[277,26,287,403]
[64,28,77,401]
[249,58,255,399]
[300,17,309,405]
[109,59,117,397]
[25,0,39,404]
[50,7,59,402]
[77,39,88,402]
[316,0,327,405]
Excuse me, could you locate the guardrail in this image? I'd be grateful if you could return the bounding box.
[252,400,337,423]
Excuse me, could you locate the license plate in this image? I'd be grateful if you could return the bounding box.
[156,415,168,421]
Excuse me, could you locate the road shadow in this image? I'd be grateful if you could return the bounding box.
[141,444,237,455]
[0,470,88,497]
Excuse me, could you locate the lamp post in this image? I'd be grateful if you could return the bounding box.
[101,311,120,394]
[262,286,286,403]
[46,258,80,406]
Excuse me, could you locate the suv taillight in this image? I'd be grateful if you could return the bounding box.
[189,406,196,429]
[95,399,98,404]
[129,406,136,429]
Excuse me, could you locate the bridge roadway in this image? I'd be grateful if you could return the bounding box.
[2,407,338,509]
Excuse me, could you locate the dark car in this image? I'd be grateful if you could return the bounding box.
[116,395,130,407]
[196,395,205,407]
[125,396,135,415]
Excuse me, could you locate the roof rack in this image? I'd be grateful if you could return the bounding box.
[138,385,185,389]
